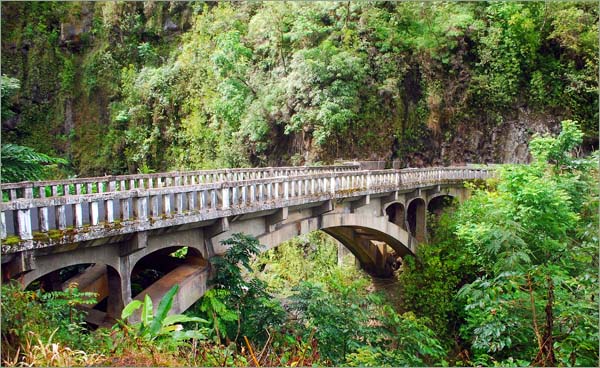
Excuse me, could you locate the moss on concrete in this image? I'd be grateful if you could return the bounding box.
[2,235,21,246]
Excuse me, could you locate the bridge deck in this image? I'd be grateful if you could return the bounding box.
[1,166,493,255]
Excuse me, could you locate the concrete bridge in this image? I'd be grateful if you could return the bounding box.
[1,164,492,325]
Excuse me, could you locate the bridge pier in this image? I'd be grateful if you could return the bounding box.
[107,262,128,318]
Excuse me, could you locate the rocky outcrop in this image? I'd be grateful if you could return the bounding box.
[60,4,93,49]
[437,108,562,166]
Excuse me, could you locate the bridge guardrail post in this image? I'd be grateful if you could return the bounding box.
[231,186,238,207]
[105,199,114,223]
[240,186,246,205]
[134,195,149,220]
[186,191,196,211]
[211,189,218,209]
[38,186,49,231]
[56,205,67,230]
[0,212,6,239]
[177,192,185,213]
[121,198,130,220]
[222,187,230,209]
[90,201,100,226]
[17,209,33,240]
[74,202,84,228]
[331,175,336,195]
[163,193,172,216]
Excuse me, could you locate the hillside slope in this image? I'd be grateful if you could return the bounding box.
[2,2,597,175]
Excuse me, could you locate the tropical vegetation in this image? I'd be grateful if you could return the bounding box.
[0,1,598,366]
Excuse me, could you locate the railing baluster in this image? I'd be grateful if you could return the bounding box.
[187,191,196,211]
[222,187,230,209]
[211,189,217,209]
[17,209,32,240]
[134,196,148,220]
[56,205,67,230]
[175,193,184,214]
[74,202,83,228]
[164,194,171,216]
[200,190,208,209]
[38,205,49,232]
[150,195,160,218]
[231,186,238,206]
[106,198,114,223]
[90,201,100,226]
[121,198,130,220]
[1,212,6,239]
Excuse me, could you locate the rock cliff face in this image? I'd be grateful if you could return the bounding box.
[59,3,93,49]
[1,2,597,175]
[437,109,562,166]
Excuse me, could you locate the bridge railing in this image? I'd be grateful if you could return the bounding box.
[0,167,493,250]
[0,164,360,201]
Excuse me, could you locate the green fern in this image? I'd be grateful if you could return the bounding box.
[1,144,68,183]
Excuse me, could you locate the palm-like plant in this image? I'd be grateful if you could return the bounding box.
[119,285,208,343]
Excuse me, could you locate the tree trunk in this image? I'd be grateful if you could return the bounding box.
[534,275,556,366]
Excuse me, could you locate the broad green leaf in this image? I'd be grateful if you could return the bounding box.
[162,314,208,326]
[172,329,207,341]
[148,285,179,337]
[141,294,153,327]
[121,300,142,320]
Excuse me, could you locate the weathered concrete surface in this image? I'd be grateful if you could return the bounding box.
[130,259,209,322]
[2,166,492,320]
[62,264,109,304]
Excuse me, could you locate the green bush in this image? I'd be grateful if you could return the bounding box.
[1,281,97,362]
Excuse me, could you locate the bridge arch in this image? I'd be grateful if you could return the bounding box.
[19,245,122,289]
[257,213,417,277]
[406,197,426,242]
[426,194,457,239]
[130,245,205,298]
[126,243,209,322]
[384,202,406,229]
[427,194,456,215]
[20,262,125,322]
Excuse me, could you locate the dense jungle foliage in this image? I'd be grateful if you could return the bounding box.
[0,1,598,367]
[1,123,597,366]
[1,1,598,177]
